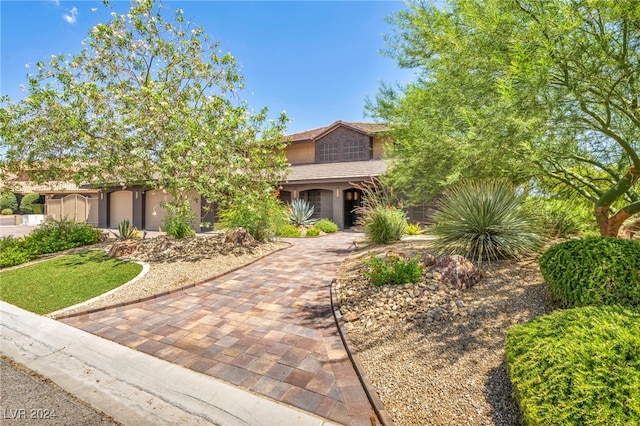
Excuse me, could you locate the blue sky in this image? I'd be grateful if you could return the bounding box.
[1,1,416,135]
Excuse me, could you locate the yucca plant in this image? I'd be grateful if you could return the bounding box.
[112,219,139,240]
[430,180,542,263]
[288,199,318,227]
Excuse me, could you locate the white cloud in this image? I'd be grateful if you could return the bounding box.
[62,7,78,24]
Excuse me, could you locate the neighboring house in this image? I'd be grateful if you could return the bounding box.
[279,120,391,229]
[1,174,99,225]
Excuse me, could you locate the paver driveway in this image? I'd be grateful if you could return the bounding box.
[61,232,380,425]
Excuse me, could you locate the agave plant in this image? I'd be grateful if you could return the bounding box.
[288,199,318,227]
[430,180,542,263]
[112,219,139,240]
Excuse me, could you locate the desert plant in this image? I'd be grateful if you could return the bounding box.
[1,208,13,215]
[218,193,287,242]
[405,223,423,235]
[361,251,423,287]
[288,199,318,226]
[430,180,542,263]
[161,202,196,239]
[505,305,640,425]
[19,193,40,214]
[315,218,338,233]
[361,206,408,244]
[539,237,640,308]
[0,192,17,213]
[305,226,320,237]
[27,217,102,254]
[111,219,139,240]
[276,223,301,237]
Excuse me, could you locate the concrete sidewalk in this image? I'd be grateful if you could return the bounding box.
[0,302,337,426]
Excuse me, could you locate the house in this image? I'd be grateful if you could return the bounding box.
[278,120,391,229]
[3,120,400,231]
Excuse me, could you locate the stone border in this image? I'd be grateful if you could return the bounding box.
[54,242,292,320]
[330,278,395,426]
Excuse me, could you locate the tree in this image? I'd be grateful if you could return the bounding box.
[370,0,639,237]
[0,0,288,229]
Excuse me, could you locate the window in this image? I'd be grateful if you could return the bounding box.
[301,190,322,218]
[343,139,367,161]
[318,141,339,162]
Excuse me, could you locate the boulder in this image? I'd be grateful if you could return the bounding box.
[430,255,482,290]
[108,240,138,258]
[224,228,256,247]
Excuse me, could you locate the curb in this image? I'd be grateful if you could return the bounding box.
[54,242,292,320]
[330,278,395,426]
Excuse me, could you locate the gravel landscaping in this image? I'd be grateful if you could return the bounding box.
[335,239,554,425]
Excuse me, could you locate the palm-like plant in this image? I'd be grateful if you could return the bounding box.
[430,180,542,263]
[288,199,318,227]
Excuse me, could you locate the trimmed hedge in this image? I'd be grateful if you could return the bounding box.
[539,237,640,308]
[506,305,640,425]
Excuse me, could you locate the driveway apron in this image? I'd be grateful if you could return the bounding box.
[61,232,376,425]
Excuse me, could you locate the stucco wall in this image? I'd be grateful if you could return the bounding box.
[285,142,315,164]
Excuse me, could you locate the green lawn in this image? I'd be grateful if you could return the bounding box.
[0,250,142,314]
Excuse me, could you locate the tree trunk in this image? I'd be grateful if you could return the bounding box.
[595,167,640,237]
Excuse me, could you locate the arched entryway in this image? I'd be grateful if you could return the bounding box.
[343,188,363,228]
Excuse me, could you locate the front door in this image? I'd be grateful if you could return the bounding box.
[343,189,362,228]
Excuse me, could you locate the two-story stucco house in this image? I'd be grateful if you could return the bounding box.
[278,120,390,229]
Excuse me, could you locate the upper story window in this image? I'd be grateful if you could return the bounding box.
[315,127,371,163]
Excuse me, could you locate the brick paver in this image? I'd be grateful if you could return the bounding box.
[62,232,377,425]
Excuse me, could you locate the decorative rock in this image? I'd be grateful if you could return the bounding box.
[430,255,482,290]
[224,228,256,247]
[108,240,138,258]
[343,312,360,322]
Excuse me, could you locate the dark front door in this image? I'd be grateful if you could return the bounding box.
[343,189,362,228]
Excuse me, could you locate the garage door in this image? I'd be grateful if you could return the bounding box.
[109,190,133,228]
[145,190,170,231]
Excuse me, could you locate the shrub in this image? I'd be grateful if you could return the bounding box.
[405,223,423,235]
[315,218,338,233]
[305,226,320,237]
[539,237,640,308]
[288,199,318,226]
[505,305,640,425]
[361,206,408,244]
[19,193,40,214]
[218,194,287,242]
[0,192,18,213]
[161,202,196,239]
[0,236,37,268]
[430,180,542,263]
[1,208,13,215]
[522,196,596,237]
[31,204,44,214]
[276,223,301,237]
[361,251,423,287]
[27,217,102,254]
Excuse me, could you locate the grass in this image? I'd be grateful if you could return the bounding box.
[0,250,142,314]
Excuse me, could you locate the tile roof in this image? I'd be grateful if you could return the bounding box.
[285,120,389,144]
[283,159,389,184]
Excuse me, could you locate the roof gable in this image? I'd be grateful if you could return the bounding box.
[285,120,389,144]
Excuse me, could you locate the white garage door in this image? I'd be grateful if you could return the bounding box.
[109,190,133,228]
